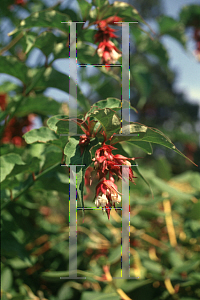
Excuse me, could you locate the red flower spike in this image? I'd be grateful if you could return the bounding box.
[95,179,120,199]
[94,16,123,66]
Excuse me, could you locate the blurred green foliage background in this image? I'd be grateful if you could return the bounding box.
[1,1,200,299]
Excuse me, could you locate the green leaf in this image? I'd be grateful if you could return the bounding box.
[24,31,69,59]
[139,38,169,67]
[47,114,85,135]
[47,114,70,133]
[143,260,163,274]
[126,141,153,155]
[16,95,62,116]
[77,0,92,20]
[7,157,40,179]
[34,171,69,194]
[64,137,98,208]
[0,153,25,182]
[132,64,152,97]
[92,0,109,10]
[81,292,120,300]
[0,56,28,83]
[77,41,99,64]
[108,245,121,264]
[168,250,184,268]
[1,231,30,260]
[1,267,13,292]
[78,29,96,44]
[158,16,186,47]
[6,257,37,269]
[0,81,20,94]
[133,164,153,198]
[58,284,74,300]
[119,279,153,293]
[88,108,121,139]
[111,123,147,143]
[36,67,90,111]
[23,127,59,144]
[173,260,199,274]
[25,31,55,55]
[111,124,195,165]
[47,136,69,152]
[87,98,137,116]
[179,4,200,27]
[25,32,37,54]
[147,174,193,201]
[8,10,71,36]
[187,202,200,220]
[41,145,63,171]
[1,177,20,190]
[172,171,200,191]
[155,156,172,180]
[89,1,144,24]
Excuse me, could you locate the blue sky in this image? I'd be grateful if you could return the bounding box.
[161,0,200,105]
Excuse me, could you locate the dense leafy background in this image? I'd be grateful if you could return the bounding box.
[1,1,200,300]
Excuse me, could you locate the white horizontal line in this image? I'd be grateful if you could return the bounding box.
[78,64,122,67]
[61,22,85,23]
[77,207,122,210]
[60,164,86,166]
[114,164,138,167]
[114,22,138,23]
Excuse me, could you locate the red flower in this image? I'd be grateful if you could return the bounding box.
[97,41,122,65]
[94,16,123,67]
[92,143,137,183]
[95,178,119,197]
[95,27,117,43]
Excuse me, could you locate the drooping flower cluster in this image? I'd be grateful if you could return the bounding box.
[94,16,123,68]
[194,27,200,61]
[84,132,137,219]
[0,94,35,147]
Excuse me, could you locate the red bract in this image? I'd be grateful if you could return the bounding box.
[92,143,137,183]
[94,16,123,68]
[96,178,119,197]
[97,41,122,65]
[89,138,138,219]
